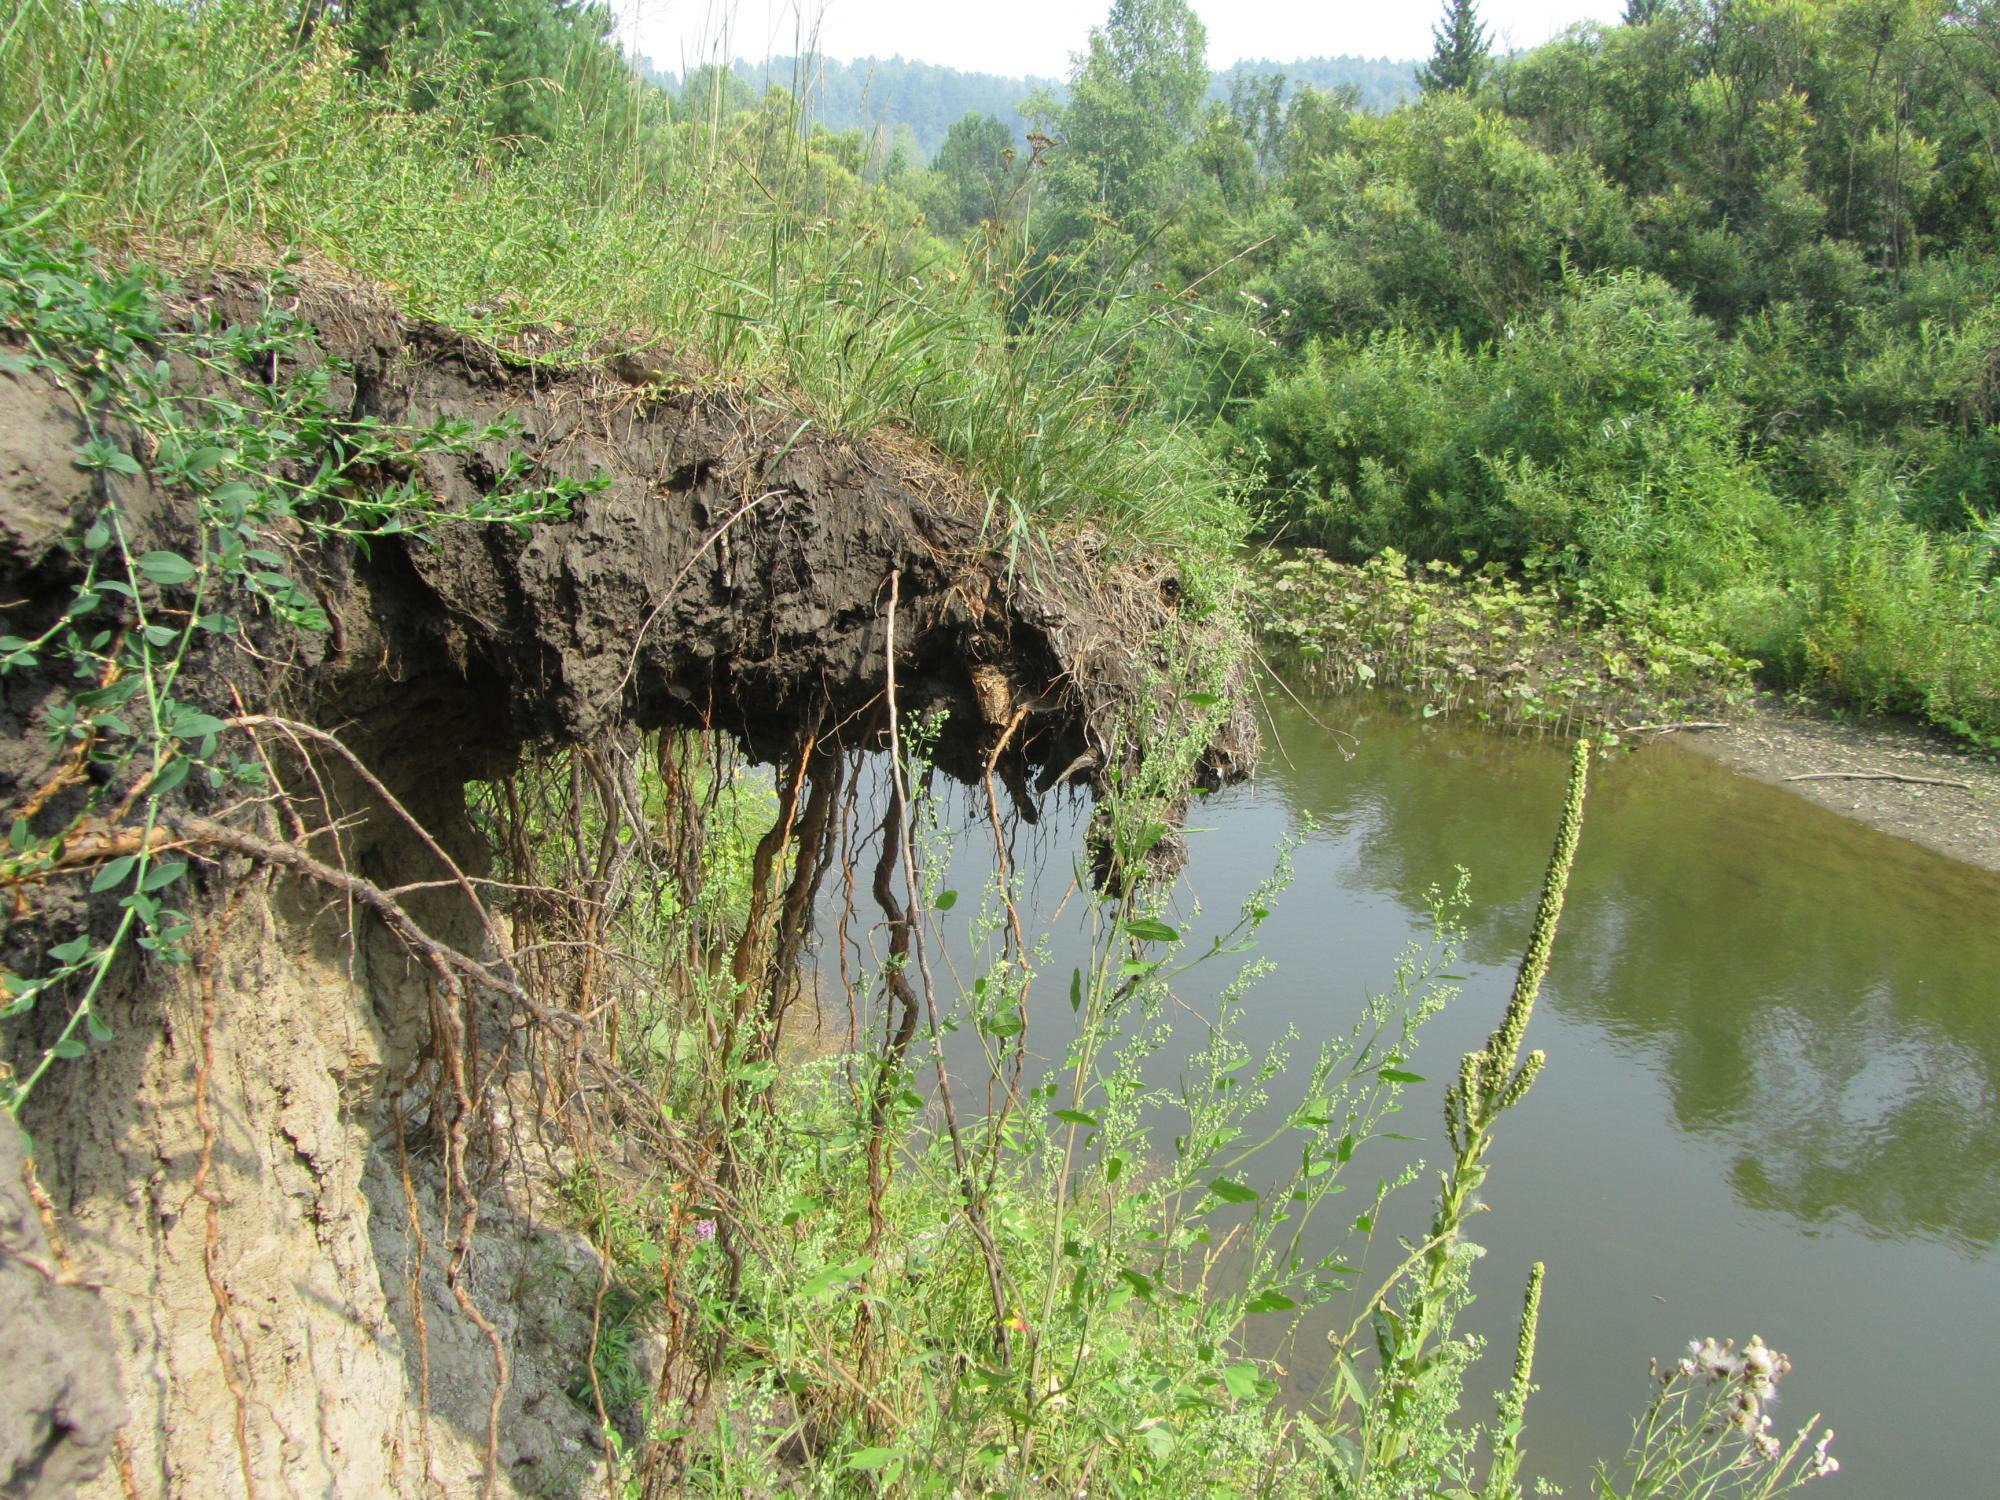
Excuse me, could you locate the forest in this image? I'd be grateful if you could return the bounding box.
[697,0,2000,744]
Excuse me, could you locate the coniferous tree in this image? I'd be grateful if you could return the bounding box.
[1418,0,1490,95]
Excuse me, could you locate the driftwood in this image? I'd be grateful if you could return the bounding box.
[1783,769,1972,791]
[1618,720,1733,735]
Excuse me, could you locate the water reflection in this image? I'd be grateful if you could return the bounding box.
[1255,697,2000,1253]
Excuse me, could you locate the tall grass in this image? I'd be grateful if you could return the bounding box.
[0,0,1246,554]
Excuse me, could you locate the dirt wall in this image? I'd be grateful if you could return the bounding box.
[0,275,1250,1497]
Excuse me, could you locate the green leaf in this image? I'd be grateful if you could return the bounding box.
[171,710,227,741]
[801,1255,872,1300]
[141,861,187,892]
[845,1447,899,1472]
[74,438,142,476]
[1069,968,1082,1013]
[1139,1422,1175,1460]
[1378,1068,1425,1084]
[1124,916,1178,943]
[90,854,138,892]
[731,1059,777,1091]
[1052,1109,1099,1128]
[1245,1290,1297,1314]
[933,888,957,911]
[1220,1362,1264,1401]
[1208,1178,1259,1204]
[134,551,197,586]
[84,1011,114,1042]
[52,1037,87,1060]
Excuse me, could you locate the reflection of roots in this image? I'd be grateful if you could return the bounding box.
[864,780,920,1261]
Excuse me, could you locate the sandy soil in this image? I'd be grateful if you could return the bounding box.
[1651,698,2000,872]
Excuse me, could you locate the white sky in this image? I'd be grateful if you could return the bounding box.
[617,0,1628,79]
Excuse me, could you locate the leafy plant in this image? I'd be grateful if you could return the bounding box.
[0,202,600,1112]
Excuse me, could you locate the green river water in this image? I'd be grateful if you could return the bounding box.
[816,685,2000,1496]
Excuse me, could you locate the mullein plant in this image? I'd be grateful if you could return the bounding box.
[1316,736,1589,1498]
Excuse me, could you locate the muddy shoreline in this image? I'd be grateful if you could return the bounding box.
[1642,698,2000,873]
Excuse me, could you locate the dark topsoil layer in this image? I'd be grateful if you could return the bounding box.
[0,268,1253,816]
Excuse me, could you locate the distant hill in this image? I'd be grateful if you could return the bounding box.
[638,52,1417,163]
[1211,56,1418,114]
[635,54,1060,161]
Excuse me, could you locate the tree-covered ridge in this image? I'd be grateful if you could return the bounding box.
[636,53,1061,162]
[1212,56,1419,114]
[636,50,1420,161]
[18,0,1995,745]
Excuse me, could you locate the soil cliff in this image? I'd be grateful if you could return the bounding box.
[0,273,1248,1497]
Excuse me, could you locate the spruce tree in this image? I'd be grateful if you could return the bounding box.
[1418,0,1491,96]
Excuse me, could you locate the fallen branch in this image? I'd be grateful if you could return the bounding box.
[1784,769,1972,791]
[1618,720,1732,735]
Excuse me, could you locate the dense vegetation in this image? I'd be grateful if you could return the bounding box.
[0,0,1954,1493]
[1003,0,2000,744]
[622,0,2000,744]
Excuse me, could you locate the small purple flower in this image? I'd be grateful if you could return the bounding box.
[688,1217,717,1244]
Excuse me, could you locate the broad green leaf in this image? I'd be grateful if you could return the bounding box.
[1208,1178,1259,1204]
[90,854,138,892]
[1220,1362,1263,1401]
[141,861,187,892]
[134,551,196,586]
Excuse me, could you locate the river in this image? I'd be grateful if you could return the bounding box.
[808,684,2000,1496]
